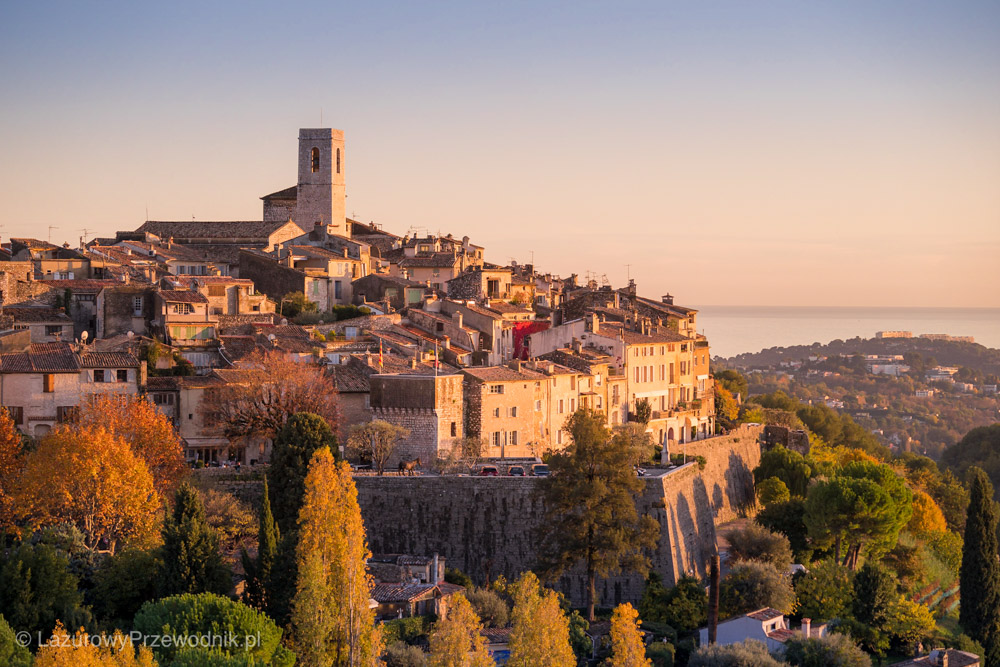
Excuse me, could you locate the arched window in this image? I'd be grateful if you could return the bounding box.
[336,148,341,174]
[311,147,320,173]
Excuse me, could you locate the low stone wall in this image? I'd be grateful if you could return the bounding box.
[208,424,763,607]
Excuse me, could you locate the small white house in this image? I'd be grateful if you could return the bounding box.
[699,608,826,654]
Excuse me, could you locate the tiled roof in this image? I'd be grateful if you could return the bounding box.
[480,628,512,644]
[220,336,261,361]
[596,322,688,345]
[164,275,254,287]
[462,366,545,382]
[371,582,464,604]
[79,352,140,368]
[286,245,348,260]
[397,253,460,269]
[159,290,209,304]
[1,342,79,373]
[485,301,533,315]
[44,279,120,290]
[894,649,980,667]
[3,307,72,323]
[765,628,796,643]
[146,376,180,390]
[261,185,297,200]
[137,220,299,241]
[746,608,784,622]
[331,364,370,393]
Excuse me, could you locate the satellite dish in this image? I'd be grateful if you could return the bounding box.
[127,331,134,339]
[268,334,276,342]
[80,331,89,342]
[280,318,288,326]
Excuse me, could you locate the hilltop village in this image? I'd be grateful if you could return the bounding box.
[0,128,714,467]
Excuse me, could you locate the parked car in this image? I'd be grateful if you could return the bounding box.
[635,466,647,477]
[508,465,525,476]
[479,465,500,477]
[531,464,550,477]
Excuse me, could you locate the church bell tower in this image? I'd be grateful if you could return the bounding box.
[296,128,346,236]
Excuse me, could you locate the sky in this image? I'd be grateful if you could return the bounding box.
[1,1,998,308]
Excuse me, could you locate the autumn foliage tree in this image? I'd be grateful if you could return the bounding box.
[12,424,160,553]
[609,603,651,667]
[427,594,493,667]
[34,622,157,667]
[203,350,339,441]
[507,571,575,667]
[0,408,25,532]
[76,393,186,497]
[292,447,382,666]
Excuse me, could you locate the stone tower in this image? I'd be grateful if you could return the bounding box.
[296,128,346,237]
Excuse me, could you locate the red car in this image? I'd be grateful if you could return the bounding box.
[478,465,500,476]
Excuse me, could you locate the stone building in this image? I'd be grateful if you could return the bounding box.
[462,365,547,459]
[446,266,513,301]
[0,341,143,438]
[261,128,348,238]
[3,307,74,343]
[351,273,426,312]
[162,276,273,316]
[95,285,156,339]
[368,373,464,466]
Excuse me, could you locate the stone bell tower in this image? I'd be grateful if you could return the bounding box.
[296,128,346,237]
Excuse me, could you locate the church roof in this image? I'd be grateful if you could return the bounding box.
[136,220,299,242]
[261,185,297,201]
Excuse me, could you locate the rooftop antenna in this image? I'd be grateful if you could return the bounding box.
[48,226,59,243]
[78,228,91,243]
[625,264,631,283]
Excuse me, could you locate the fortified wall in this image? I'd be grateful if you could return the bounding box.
[355,424,762,607]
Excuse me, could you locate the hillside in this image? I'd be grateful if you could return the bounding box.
[718,337,1000,458]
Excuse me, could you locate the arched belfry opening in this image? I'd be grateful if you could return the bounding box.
[336,147,341,174]
[311,147,320,173]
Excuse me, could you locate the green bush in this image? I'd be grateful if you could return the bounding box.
[381,616,429,646]
[646,640,675,667]
[384,640,428,667]
[133,593,291,665]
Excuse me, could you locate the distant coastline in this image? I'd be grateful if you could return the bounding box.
[697,305,1000,358]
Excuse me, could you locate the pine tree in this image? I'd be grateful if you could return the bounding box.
[427,594,493,667]
[960,467,1000,659]
[292,447,381,666]
[609,603,651,667]
[161,483,231,596]
[242,475,280,611]
[507,572,575,667]
[537,409,659,620]
[270,412,338,535]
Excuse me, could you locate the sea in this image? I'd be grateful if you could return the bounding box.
[696,306,1000,359]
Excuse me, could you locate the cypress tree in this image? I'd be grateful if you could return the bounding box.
[242,476,280,611]
[960,467,1000,656]
[161,483,231,596]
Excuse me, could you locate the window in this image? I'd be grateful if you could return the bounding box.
[510,406,517,417]
[535,400,541,411]
[152,393,174,405]
[133,297,143,316]
[510,431,519,446]
[209,286,225,297]
[334,281,342,300]
[556,431,563,445]
[94,369,105,382]
[660,346,665,355]
[336,147,341,174]
[56,406,77,422]
[596,396,602,409]
[450,422,457,437]
[634,367,640,383]
[558,399,564,414]
[117,369,128,382]
[492,432,501,448]
[493,407,500,418]
[171,303,194,315]
[311,147,320,173]
[595,374,602,386]
[570,376,576,390]
[488,384,504,394]
[43,374,55,393]
[45,325,63,336]
[7,406,23,425]
[570,398,576,411]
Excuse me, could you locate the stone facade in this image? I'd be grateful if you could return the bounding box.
[295,129,347,237]
[369,374,464,466]
[353,424,764,607]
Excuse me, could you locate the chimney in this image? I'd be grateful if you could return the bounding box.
[432,553,440,585]
[801,618,811,639]
[662,293,674,305]
[451,311,463,329]
[343,248,348,258]
[586,312,598,333]
[442,335,451,350]
[410,358,417,369]
[572,338,582,354]
[939,650,949,667]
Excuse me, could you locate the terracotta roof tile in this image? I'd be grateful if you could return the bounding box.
[159,290,209,304]
[78,352,140,368]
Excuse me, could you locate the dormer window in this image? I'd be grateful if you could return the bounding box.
[311,147,320,173]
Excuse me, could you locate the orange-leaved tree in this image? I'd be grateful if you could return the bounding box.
[609,603,651,667]
[12,424,161,554]
[292,447,381,666]
[507,571,575,667]
[77,393,187,497]
[0,407,26,532]
[427,594,494,667]
[203,350,339,441]
[34,621,157,667]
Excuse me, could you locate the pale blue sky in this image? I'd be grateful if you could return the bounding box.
[1,1,998,306]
